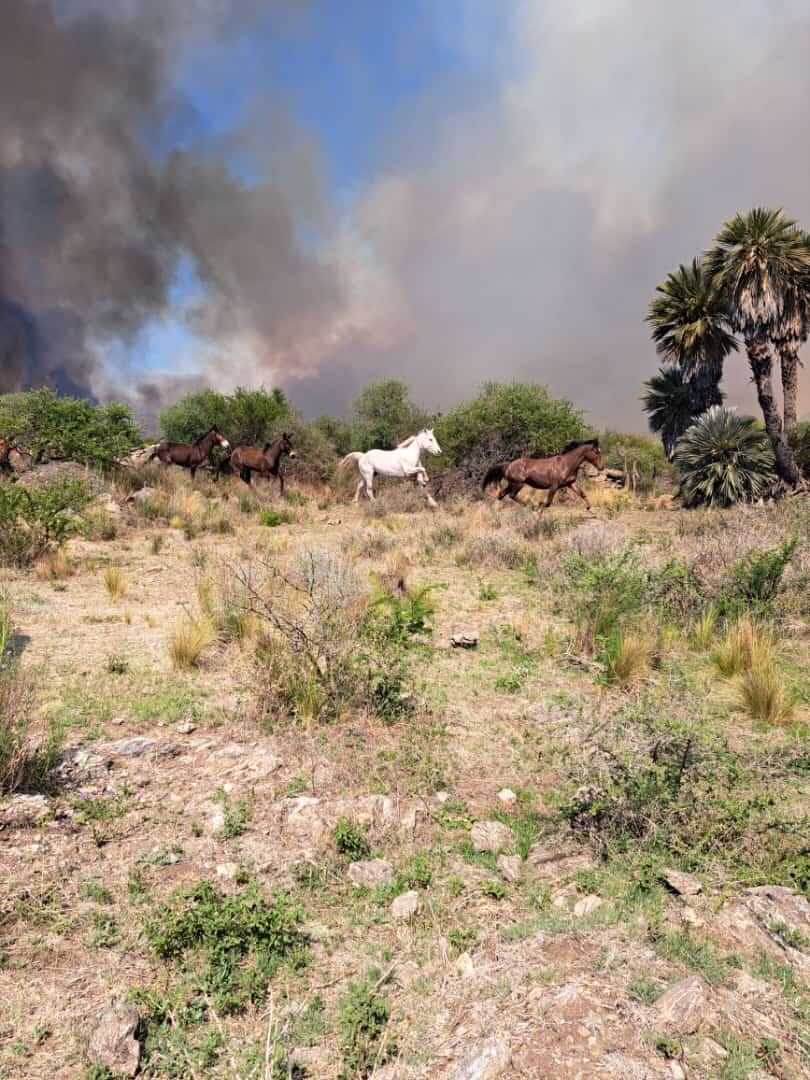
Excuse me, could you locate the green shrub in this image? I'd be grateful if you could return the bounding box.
[257,508,297,528]
[337,970,394,1077]
[674,406,775,507]
[560,548,646,652]
[144,880,307,1015]
[333,817,372,860]
[0,478,91,565]
[0,388,140,466]
[435,381,585,465]
[719,539,798,617]
[159,386,291,445]
[350,379,430,452]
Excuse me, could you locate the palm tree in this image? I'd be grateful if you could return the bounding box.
[642,364,711,460]
[706,208,810,485]
[646,258,736,418]
[675,405,775,507]
[772,235,810,434]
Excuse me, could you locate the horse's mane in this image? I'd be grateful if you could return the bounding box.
[396,434,418,448]
[561,438,599,453]
[195,426,219,446]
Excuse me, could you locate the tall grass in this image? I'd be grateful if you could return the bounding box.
[603,632,653,688]
[712,618,793,724]
[103,564,129,601]
[711,618,772,677]
[168,614,214,670]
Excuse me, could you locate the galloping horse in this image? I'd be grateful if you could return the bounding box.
[482,439,604,513]
[147,426,230,479]
[219,433,297,490]
[339,429,442,507]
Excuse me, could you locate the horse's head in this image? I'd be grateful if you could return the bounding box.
[417,428,442,456]
[583,439,603,471]
[210,425,230,449]
[281,432,297,458]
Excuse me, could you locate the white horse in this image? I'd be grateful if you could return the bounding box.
[340,429,442,506]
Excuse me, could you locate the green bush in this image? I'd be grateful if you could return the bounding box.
[350,379,431,452]
[0,388,140,465]
[333,817,372,860]
[257,508,297,528]
[719,540,798,617]
[560,549,647,652]
[599,431,671,492]
[159,386,291,446]
[144,880,307,1014]
[337,969,394,1077]
[435,381,585,466]
[0,478,91,565]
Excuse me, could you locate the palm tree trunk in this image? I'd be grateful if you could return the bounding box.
[686,359,723,414]
[778,344,799,434]
[746,339,800,485]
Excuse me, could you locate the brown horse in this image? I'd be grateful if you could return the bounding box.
[482,439,604,513]
[220,433,296,490]
[147,426,230,479]
[0,437,14,476]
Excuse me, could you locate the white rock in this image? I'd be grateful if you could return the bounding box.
[450,1036,511,1080]
[497,854,522,883]
[652,975,709,1035]
[391,890,421,919]
[348,859,394,888]
[573,895,603,918]
[663,868,702,896]
[496,788,517,805]
[470,820,513,854]
[88,1003,141,1078]
[217,862,240,880]
[0,794,49,827]
[455,951,475,978]
[175,721,196,735]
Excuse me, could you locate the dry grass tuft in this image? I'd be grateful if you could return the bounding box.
[103,564,129,601]
[34,549,75,581]
[691,606,717,649]
[604,632,653,687]
[168,613,215,670]
[731,661,794,725]
[711,617,772,677]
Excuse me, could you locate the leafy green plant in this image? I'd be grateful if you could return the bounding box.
[674,406,775,507]
[481,879,507,899]
[333,817,371,860]
[215,788,252,839]
[478,581,498,601]
[337,969,394,1077]
[257,508,297,527]
[369,584,443,644]
[719,539,798,616]
[144,880,307,1015]
[0,478,91,565]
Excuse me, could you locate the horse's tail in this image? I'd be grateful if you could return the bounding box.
[482,462,509,490]
[338,451,363,474]
[146,446,160,462]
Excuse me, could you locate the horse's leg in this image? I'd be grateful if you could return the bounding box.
[190,463,197,480]
[359,463,375,500]
[538,486,558,513]
[240,466,251,485]
[571,481,595,515]
[277,469,285,497]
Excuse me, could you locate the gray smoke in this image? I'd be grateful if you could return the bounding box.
[0,0,336,410]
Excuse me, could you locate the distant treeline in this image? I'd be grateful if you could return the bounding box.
[0,381,673,484]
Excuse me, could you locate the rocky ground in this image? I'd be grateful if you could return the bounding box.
[1,468,808,1078]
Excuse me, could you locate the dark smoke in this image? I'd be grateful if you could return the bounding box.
[0,0,334,408]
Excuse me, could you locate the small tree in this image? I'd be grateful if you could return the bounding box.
[641,365,702,460]
[0,388,140,465]
[435,381,585,465]
[351,379,430,451]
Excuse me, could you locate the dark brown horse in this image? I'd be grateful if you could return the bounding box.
[147,426,230,479]
[482,439,604,513]
[219,433,296,490]
[0,437,15,476]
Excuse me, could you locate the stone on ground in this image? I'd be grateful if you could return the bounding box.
[391,890,421,919]
[471,820,513,853]
[652,975,710,1035]
[88,1003,141,1078]
[348,858,394,888]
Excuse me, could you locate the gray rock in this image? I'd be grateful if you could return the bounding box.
[348,859,394,888]
[57,745,111,780]
[525,839,595,882]
[451,630,479,649]
[87,1003,141,1077]
[662,868,702,896]
[0,793,49,827]
[450,1036,511,1080]
[175,721,196,735]
[497,854,522,883]
[652,975,709,1035]
[471,820,513,853]
[573,894,603,918]
[104,736,180,760]
[391,890,421,919]
[127,486,156,504]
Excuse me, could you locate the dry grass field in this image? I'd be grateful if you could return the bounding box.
[1,465,809,1079]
